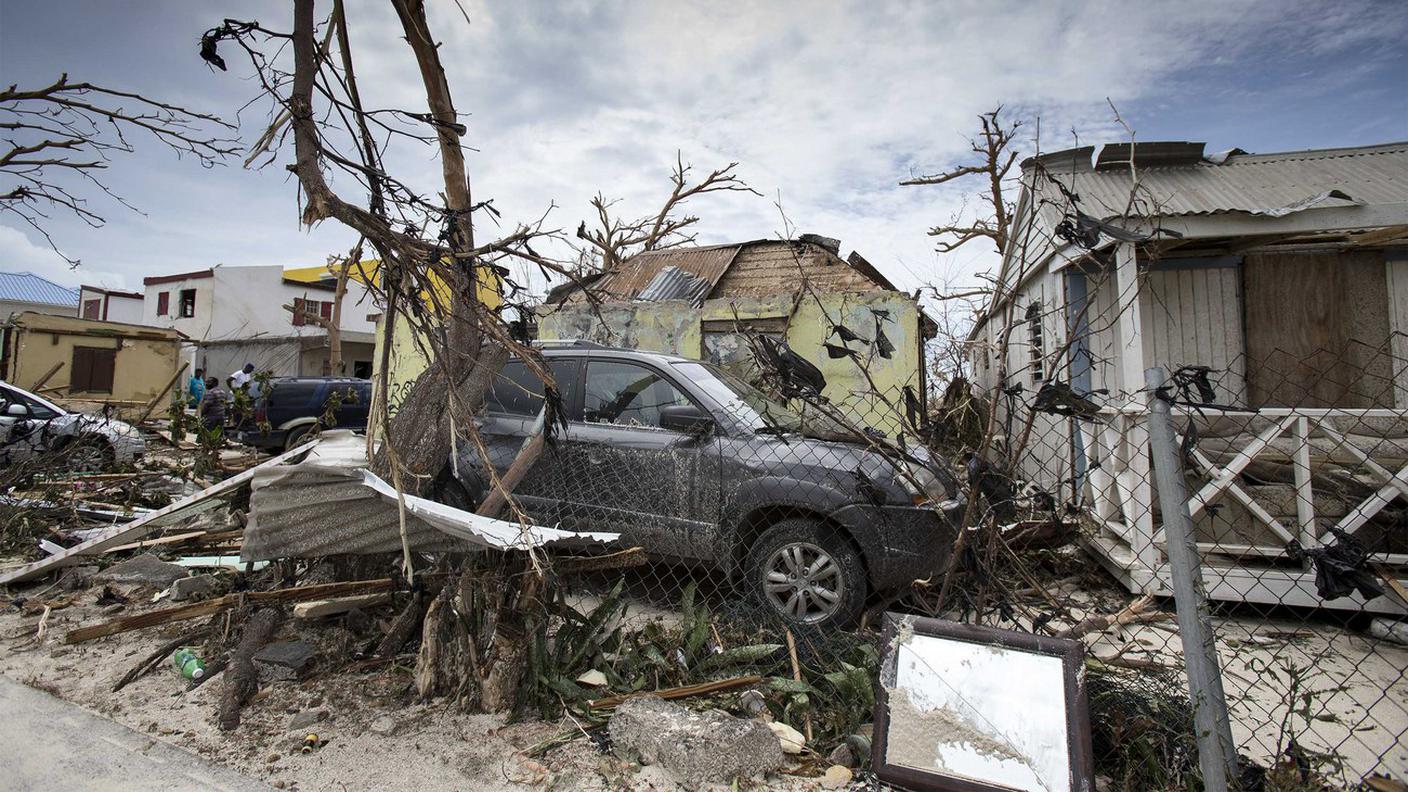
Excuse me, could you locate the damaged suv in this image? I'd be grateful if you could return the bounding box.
[440,343,963,628]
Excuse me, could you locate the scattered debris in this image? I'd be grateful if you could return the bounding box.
[609,695,785,789]
[94,553,189,589]
[253,640,317,681]
[168,573,223,602]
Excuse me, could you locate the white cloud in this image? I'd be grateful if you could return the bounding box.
[0,224,130,290]
[1,0,1402,301]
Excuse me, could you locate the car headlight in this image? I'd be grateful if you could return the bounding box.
[898,463,948,506]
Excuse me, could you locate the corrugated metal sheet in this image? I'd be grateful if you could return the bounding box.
[1049,142,1408,219]
[633,265,712,304]
[0,271,79,307]
[581,243,744,301]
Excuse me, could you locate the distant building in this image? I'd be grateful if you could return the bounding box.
[141,264,378,379]
[0,271,79,318]
[0,311,183,408]
[78,285,145,324]
[539,235,935,435]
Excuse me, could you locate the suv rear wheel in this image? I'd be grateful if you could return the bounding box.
[745,517,866,628]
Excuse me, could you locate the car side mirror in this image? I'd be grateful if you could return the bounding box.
[659,404,714,436]
[5,403,29,418]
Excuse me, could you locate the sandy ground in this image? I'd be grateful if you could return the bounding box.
[0,579,837,792]
[1082,610,1408,780]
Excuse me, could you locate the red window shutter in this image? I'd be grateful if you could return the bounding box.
[90,349,116,393]
[82,300,101,320]
[320,301,333,320]
[292,298,306,327]
[156,292,169,316]
[71,348,92,391]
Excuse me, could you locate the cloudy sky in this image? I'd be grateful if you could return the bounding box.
[2,0,1405,296]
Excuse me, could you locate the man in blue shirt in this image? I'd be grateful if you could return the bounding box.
[187,367,206,408]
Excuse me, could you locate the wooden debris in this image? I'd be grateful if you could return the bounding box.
[785,629,814,743]
[588,675,762,711]
[375,595,426,659]
[29,361,65,391]
[65,577,421,644]
[1058,595,1161,640]
[0,442,311,586]
[219,608,281,730]
[112,627,209,692]
[294,592,391,620]
[106,530,210,554]
[553,547,647,575]
[135,362,188,426]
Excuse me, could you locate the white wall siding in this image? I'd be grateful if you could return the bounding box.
[1387,254,1408,409]
[1144,263,1247,404]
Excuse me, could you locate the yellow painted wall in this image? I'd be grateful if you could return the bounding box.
[283,260,502,311]
[4,313,182,405]
[537,291,924,437]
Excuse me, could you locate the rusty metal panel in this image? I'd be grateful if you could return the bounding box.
[584,244,744,301]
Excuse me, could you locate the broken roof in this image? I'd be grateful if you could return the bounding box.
[557,236,898,305]
[1030,141,1408,219]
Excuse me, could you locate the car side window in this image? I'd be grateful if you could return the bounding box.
[486,359,580,417]
[583,361,692,429]
[1,387,58,419]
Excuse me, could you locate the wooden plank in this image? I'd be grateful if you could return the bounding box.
[1243,250,1393,408]
[0,443,311,585]
[29,361,64,391]
[105,529,209,554]
[588,675,762,711]
[1189,447,1297,543]
[65,578,409,643]
[1386,258,1408,409]
[1186,415,1295,517]
[1292,417,1316,545]
[293,592,392,620]
[1113,244,1146,399]
[135,361,188,425]
[1328,460,1408,538]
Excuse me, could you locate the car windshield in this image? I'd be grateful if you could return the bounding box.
[672,361,849,437]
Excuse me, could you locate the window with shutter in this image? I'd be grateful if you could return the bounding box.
[82,299,101,320]
[69,347,116,393]
[156,292,170,316]
[178,289,196,318]
[320,301,333,320]
[292,298,306,327]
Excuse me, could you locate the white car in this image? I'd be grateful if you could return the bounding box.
[0,380,146,470]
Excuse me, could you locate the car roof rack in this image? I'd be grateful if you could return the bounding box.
[532,339,608,349]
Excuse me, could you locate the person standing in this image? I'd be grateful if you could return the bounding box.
[187,367,206,408]
[228,363,255,391]
[198,377,228,432]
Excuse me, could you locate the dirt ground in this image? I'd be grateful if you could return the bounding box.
[0,575,834,792]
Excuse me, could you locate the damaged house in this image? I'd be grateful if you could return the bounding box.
[540,235,935,436]
[142,265,378,379]
[968,140,1408,612]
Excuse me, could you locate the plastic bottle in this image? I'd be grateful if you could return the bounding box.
[172,647,206,680]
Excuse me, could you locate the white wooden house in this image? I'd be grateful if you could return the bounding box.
[968,141,1408,613]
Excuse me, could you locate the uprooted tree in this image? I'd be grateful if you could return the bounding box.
[0,75,238,264]
[202,0,588,711]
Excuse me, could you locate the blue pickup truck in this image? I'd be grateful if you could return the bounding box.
[233,377,371,451]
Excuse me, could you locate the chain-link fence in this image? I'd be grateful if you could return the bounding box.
[462,338,1406,790]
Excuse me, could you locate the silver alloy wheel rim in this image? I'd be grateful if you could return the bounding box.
[763,541,843,624]
[67,442,106,472]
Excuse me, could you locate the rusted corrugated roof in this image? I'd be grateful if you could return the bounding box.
[634,266,714,304]
[1040,142,1408,219]
[584,243,745,301]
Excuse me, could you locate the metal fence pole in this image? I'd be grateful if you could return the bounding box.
[1144,367,1239,790]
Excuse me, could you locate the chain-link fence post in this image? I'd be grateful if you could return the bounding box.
[1144,366,1239,791]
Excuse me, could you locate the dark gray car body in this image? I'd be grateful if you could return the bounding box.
[448,346,963,592]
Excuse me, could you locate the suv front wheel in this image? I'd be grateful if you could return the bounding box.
[745,517,866,629]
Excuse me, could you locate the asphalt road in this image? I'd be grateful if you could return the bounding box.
[0,677,272,791]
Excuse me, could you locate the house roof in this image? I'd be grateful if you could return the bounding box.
[977,140,1408,331]
[80,284,143,299]
[557,237,897,305]
[143,268,214,286]
[1034,141,1408,220]
[0,272,79,307]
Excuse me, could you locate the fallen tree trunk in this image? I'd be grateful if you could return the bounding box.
[218,607,280,730]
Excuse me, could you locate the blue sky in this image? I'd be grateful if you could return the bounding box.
[1,0,1405,295]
